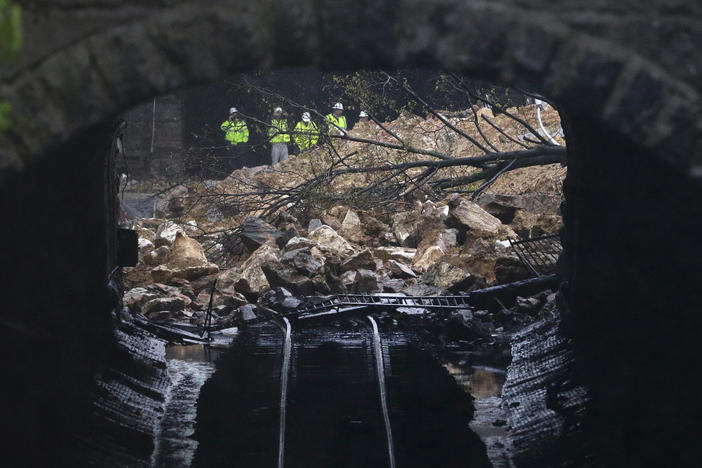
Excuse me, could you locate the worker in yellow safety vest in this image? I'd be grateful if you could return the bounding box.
[219,107,249,172]
[220,107,249,145]
[269,107,290,165]
[294,112,319,151]
[325,102,347,135]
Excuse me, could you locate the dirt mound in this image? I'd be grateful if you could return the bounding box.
[487,164,566,196]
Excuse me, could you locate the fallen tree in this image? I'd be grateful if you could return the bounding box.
[122,70,566,253]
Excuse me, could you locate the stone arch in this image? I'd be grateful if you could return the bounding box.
[1,0,700,178]
[1,2,701,467]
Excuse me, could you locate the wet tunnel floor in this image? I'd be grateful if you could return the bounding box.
[192,321,491,468]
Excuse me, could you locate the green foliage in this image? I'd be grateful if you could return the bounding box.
[0,101,11,133]
[0,0,22,57]
[323,71,412,120]
[0,0,22,135]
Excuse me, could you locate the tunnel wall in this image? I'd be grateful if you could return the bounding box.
[119,93,185,179]
[0,122,121,466]
[559,110,702,467]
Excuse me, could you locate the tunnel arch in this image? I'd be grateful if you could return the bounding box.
[0,0,700,179]
[1,2,702,467]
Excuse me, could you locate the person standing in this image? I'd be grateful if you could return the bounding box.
[269,107,290,165]
[325,102,347,135]
[358,110,370,123]
[219,107,249,172]
[293,112,319,151]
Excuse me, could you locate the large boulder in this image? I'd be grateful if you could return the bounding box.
[142,296,186,317]
[510,211,563,238]
[151,264,174,283]
[391,211,420,247]
[194,288,247,310]
[137,237,154,259]
[149,233,218,283]
[155,232,219,281]
[379,277,407,293]
[284,236,317,252]
[411,227,458,273]
[457,251,499,285]
[308,225,355,256]
[240,216,281,251]
[391,201,451,248]
[144,245,170,266]
[373,246,417,264]
[420,262,479,293]
[167,233,208,268]
[412,245,445,272]
[340,209,365,243]
[358,214,392,243]
[494,254,532,284]
[136,226,156,243]
[154,220,186,247]
[259,287,303,310]
[386,259,417,279]
[477,192,562,220]
[123,264,155,289]
[226,243,281,295]
[123,287,160,313]
[341,248,377,272]
[155,184,189,218]
[234,304,258,322]
[282,247,325,276]
[447,197,504,236]
[476,193,521,224]
[352,269,381,293]
[261,260,316,296]
[340,270,357,289]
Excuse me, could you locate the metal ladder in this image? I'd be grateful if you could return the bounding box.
[288,293,472,320]
[509,234,562,277]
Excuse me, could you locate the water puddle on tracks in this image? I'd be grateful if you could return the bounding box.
[443,355,513,468]
[151,336,234,468]
[190,321,492,468]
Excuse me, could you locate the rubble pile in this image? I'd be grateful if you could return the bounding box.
[123,194,561,329]
[121,103,565,333]
[149,103,565,234]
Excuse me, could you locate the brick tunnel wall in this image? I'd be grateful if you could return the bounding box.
[119,94,186,179]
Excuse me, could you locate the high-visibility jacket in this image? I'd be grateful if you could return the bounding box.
[269,118,290,143]
[220,119,249,145]
[293,121,319,150]
[325,114,347,133]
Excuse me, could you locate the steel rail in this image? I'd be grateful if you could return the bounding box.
[277,317,292,468]
[368,316,396,468]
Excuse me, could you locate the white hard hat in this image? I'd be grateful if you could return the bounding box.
[302,112,311,122]
[332,102,344,110]
[274,107,283,113]
[229,107,238,114]
[359,111,368,118]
